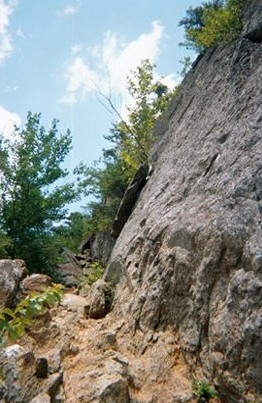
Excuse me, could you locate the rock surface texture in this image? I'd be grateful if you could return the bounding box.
[0,260,28,307]
[105,2,262,402]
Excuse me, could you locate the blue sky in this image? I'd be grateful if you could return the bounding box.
[0,0,201,209]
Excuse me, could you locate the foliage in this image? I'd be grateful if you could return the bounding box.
[179,56,193,77]
[0,232,11,258]
[82,260,105,286]
[76,60,176,234]
[51,211,90,254]
[106,59,176,179]
[0,283,64,345]
[104,282,115,312]
[75,148,128,233]
[192,381,218,402]
[179,0,243,52]
[0,112,78,273]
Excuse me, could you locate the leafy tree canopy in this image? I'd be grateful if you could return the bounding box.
[179,0,243,52]
[0,112,78,272]
[106,59,177,179]
[76,60,176,233]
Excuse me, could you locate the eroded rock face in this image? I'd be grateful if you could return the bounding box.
[0,344,63,403]
[0,259,28,307]
[242,0,262,42]
[106,3,262,401]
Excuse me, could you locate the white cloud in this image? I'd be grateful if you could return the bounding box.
[70,43,82,55]
[60,57,98,104]
[0,106,21,138]
[0,0,16,64]
[16,27,25,38]
[61,21,178,114]
[57,3,80,18]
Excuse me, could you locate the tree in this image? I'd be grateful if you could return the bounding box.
[105,59,176,179]
[76,60,176,234]
[179,56,193,77]
[0,112,78,273]
[75,148,128,233]
[179,0,242,52]
[51,211,91,253]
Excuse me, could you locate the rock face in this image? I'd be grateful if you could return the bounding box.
[105,3,262,402]
[112,164,150,238]
[0,259,28,307]
[0,344,63,402]
[242,0,262,42]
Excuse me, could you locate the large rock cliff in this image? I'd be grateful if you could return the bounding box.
[105,1,262,401]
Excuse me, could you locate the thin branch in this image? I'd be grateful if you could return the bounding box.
[90,79,148,162]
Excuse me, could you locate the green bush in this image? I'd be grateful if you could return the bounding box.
[83,261,105,286]
[180,0,243,52]
[192,381,218,402]
[0,283,64,345]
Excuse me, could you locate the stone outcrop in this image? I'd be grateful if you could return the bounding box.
[242,0,262,42]
[112,163,150,238]
[0,259,28,307]
[0,344,63,403]
[105,2,262,401]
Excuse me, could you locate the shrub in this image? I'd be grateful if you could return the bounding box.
[192,381,218,402]
[180,0,243,52]
[83,261,105,286]
[0,283,64,345]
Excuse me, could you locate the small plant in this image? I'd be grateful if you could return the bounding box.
[0,283,64,345]
[83,260,105,286]
[179,56,192,77]
[104,282,115,312]
[192,381,218,402]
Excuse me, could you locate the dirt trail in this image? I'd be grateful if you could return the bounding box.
[23,292,197,403]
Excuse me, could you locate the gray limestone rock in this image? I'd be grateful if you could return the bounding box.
[97,377,130,403]
[242,0,262,42]
[0,344,39,402]
[89,279,113,319]
[106,2,262,401]
[0,259,28,307]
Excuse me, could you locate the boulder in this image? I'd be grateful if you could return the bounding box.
[0,344,39,402]
[56,263,82,287]
[88,280,112,319]
[0,344,64,402]
[97,377,130,403]
[0,259,28,307]
[20,273,52,295]
[61,293,88,314]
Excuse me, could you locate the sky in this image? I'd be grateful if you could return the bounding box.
[0,0,201,210]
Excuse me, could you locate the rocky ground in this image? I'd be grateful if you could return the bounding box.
[1,287,220,403]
